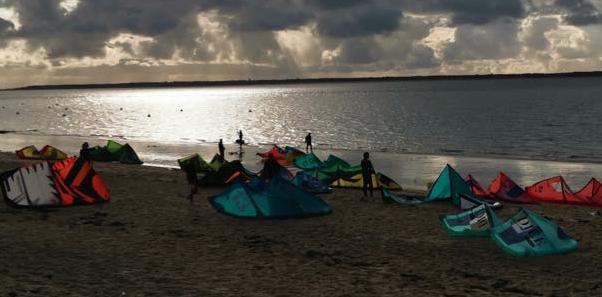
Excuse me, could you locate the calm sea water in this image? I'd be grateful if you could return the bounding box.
[1,77,601,163]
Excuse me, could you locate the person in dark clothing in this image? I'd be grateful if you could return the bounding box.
[79,142,91,160]
[361,152,375,198]
[305,133,313,153]
[261,155,280,181]
[237,130,244,149]
[186,171,198,202]
[218,139,225,160]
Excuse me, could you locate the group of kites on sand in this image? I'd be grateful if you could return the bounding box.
[2,132,601,257]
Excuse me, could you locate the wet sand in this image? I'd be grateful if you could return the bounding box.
[1,132,602,191]
[1,152,602,296]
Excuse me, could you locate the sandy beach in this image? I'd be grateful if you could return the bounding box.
[1,152,602,296]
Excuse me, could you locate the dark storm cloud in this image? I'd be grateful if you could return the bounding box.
[0,17,13,32]
[218,0,313,32]
[441,0,526,25]
[4,0,602,89]
[1,0,533,61]
[556,0,602,25]
[5,0,203,58]
[403,0,525,25]
[0,17,13,47]
[315,4,402,38]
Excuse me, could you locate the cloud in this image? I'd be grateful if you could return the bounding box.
[443,20,521,61]
[315,3,402,38]
[556,0,602,25]
[2,0,602,88]
[404,0,525,25]
[521,15,560,52]
[0,17,13,32]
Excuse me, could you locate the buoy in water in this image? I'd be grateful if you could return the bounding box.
[147,114,151,117]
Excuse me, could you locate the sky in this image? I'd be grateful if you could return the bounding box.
[0,0,602,88]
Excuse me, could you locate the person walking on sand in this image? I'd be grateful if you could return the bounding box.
[218,139,225,160]
[361,152,375,198]
[305,132,313,153]
[185,169,198,202]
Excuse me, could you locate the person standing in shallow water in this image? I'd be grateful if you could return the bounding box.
[218,139,225,160]
[305,132,313,153]
[361,152,375,198]
[237,130,244,149]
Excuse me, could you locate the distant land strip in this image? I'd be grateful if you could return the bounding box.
[5,71,602,91]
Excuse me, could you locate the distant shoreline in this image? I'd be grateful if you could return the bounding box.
[4,71,602,91]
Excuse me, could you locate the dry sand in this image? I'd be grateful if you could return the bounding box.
[1,152,602,296]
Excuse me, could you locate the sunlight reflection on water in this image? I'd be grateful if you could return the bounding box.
[1,78,602,163]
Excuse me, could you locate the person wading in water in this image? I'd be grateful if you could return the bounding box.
[305,132,313,153]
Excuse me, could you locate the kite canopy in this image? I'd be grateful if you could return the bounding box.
[330,172,402,190]
[177,153,212,173]
[16,145,68,160]
[304,155,362,182]
[381,188,423,204]
[465,175,491,198]
[575,178,602,205]
[257,146,289,165]
[200,159,255,186]
[424,164,473,205]
[88,140,143,164]
[257,145,305,166]
[487,172,537,204]
[208,154,226,172]
[526,176,589,205]
[291,171,331,194]
[490,208,578,257]
[440,204,501,237]
[425,165,499,209]
[1,157,109,207]
[294,152,323,170]
[177,153,255,186]
[284,146,305,162]
[209,176,332,219]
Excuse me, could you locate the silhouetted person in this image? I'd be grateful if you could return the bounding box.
[361,152,375,198]
[79,142,91,160]
[261,155,280,181]
[186,170,198,202]
[237,130,244,149]
[218,139,225,160]
[305,133,313,153]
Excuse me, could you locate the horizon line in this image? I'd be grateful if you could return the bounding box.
[4,70,602,91]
